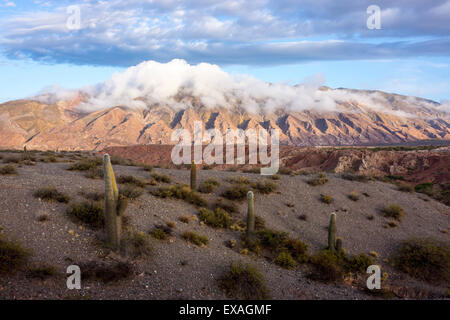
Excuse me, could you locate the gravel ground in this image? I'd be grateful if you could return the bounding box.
[0,152,448,300]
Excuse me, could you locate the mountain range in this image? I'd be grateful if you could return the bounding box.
[0,88,449,150]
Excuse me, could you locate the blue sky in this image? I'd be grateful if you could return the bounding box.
[0,0,449,103]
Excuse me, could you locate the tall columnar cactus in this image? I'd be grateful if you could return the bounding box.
[103,154,127,250]
[23,146,27,154]
[246,191,255,237]
[328,212,336,252]
[190,160,197,191]
[336,237,343,253]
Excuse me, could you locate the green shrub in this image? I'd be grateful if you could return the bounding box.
[26,264,57,279]
[274,251,296,269]
[320,194,333,204]
[0,164,17,175]
[121,231,152,258]
[221,185,250,201]
[110,156,135,166]
[383,204,405,221]
[151,172,171,183]
[66,201,104,229]
[252,180,278,194]
[278,167,292,175]
[117,175,146,188]
[152,184,207,206]
[80,191,104,202]
[68,159,100,171]
[198,207,232,228]
[84,168,104,179]
[415,183,434,196]
[198,178,220,193]
[150,228,168,240]
[270,174,280,180]
[308,172,329,186]
[243,167,261,174]
[218,262,270,299]
[343,254,374,273]
[340,173,369,182]
[182,231,209,246]
[33,186,70,203]
[391,239,450,283]
[214,198,238,213]
[348,191,359,201]
[119,185,144,200]
[308,250,344,283]
[397,183,414,192]
[0,237,30,273]
[227,176,251,185]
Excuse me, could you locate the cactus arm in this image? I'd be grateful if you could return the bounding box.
[336,237,342,253]
[328,212,336,252]
[246,191,255,237]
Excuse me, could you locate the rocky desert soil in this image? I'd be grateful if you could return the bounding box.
[0,150,449,300]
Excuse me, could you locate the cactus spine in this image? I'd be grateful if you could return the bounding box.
[190,161,197,191]
[103,154,126,250]
[328,212,336,252]
[246,191,255,237]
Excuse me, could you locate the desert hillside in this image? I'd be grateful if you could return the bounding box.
[0,150,448,299]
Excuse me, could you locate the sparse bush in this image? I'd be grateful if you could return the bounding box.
[150,228,168,240]
[270,174,280,180]
[166,221,176,229]
[252,180,278,194]
[415,183,434,196]
[117,175,146,188]
[397,184,414,193]
[308,250,344,283]
[391,239,450,284]
[66,201,104,229]
[383,204,405,221]
[221,185,250,201]
[179,216,190,224]
[33,186,70,203]
[198,178,220,193]
[121,231,152,258]
[320,194,333,204]
[0,237,30,274]
[198,207,232,229]
[341,173,369,183]
[274,251,296,269]
[110,156,135,166]
[141,164,153,172]
[278,167,292,175]
[151,172,171,183]
[182,231,209,246]
[218,262,270,299]
[26,264,57,280]
[68,159,100,171]
[343,253,374,273]
[243,167,261,174]
[227,176,251,185]
[3,156,20,164]
[152,184,207,206]
[348,191,359,201]
[308,172,329,186]
[214,198,238,213]
[84,168,104,179]
[78,261,133,283]
[80,191,104,202]
[42,156,57,163]
[0,164,17,175]
[119,185,144,200]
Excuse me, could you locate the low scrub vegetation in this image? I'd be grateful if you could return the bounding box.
[121,231,152,258]
[252,180,278,194]
[119,185,144,200]
[227,176,251,185]
[214,198,238,213]
[382,204,405,221]
[198,207,232,229]
[152,184,207,207]
[348,191,359,201]
[78,261,133,283]
[221,185,250,201]
[68,159,101,171]
[0,236,30,274]
[33,186,70,203]
[151,172,171,183]
[308,172,329,186]
[26,264,57,280]
[391,239,449,284]
[66,201,104,229]
[150,227,169,240]
[182,231,209,246]
[198,178,220,193]
[84,168,104,179]
[117,175,146,188]
[218,262,270,299]
[340,173,370,183]
[274,251,296,269]
[397,183,414,192]
[0,164,17,175]
[320,194,333,204]
[415,183,434,196]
